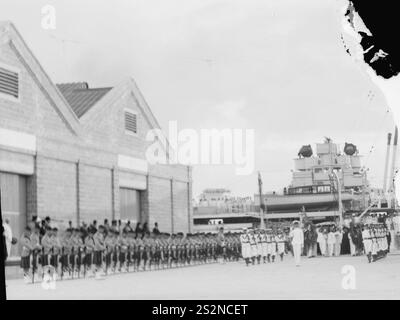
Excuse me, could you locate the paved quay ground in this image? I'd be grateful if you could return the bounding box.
[6,254,400,299]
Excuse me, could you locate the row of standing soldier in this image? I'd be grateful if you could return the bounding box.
[240,228,287,266]
[20,225,242,283]
[361,223,390,263]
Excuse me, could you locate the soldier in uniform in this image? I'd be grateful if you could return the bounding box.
[41,228,52,275]
[170,234,178,267]
[276,229,286,261]
[61,228,73,279]
[50,228,62,273]
[131,231,139,271]
[175,233,183,266]
[216,228,226,263]
[265,229,272,262]
[135,231,144,270]
[384,225,390,255]
[202,233,209,264]
[257,229,266,263]
[148,232,157,270]
[84,228,96,276]
[240,228,251,266]
[234,232,241,261]
[154,233,162,269]
[176,232,184,265]
[189,233,195,264]
[162,233,170,268]
[104,229,115,274]
[254,229,262,264]
[271,229,278,262]
[93,225,106,279]
[30,226,42,281]
[118,231,129,272]
[144,232,153,270]
[197,233,204,263]
[69,229,78,277]
[127,231,136,271]
[249,229,257,265]
[20,227,33,283]
[73,228,85,277]
[370,225,379,261]
[184,233,191,265]
[362,224,373,263]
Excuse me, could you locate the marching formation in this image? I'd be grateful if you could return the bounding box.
[20,224,242,283]
[361,223,390,263]
[240,228,287,266]
[17,218,394,284]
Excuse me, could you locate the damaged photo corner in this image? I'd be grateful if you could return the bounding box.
[0,0,400,305]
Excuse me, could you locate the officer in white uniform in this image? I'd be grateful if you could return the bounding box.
[327,226,336,257]
[249,229,257,265]
[255,229,263,264]
[240,228,251,266]
[289,221,304,267]
[268,230,277,262]
[260,229,268,263]
[317,227,327,257]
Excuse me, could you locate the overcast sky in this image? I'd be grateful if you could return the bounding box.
[1,0,395,197]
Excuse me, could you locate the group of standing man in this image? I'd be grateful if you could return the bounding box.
[240,225,293,266]
[316,225,344,257]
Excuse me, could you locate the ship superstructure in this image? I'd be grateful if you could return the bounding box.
[255,136,396,222]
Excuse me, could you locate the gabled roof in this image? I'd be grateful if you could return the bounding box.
[57,83,112,118]
[0,22,174,157]
[0,21,81,135]
[79,77,171,156]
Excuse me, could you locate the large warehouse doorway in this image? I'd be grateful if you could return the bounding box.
[0,172,27,257]
[119,188,141,224]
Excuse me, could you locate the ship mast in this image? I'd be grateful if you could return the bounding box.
[331,170,344,226]
[382,132,392,193]
[389,126,398,207]
[258,171,266,229]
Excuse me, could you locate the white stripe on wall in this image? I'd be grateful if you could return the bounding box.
[118,154,148,173]
[0,128,36,152]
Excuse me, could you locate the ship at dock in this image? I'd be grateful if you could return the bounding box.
[193,131,399,232]
[255,132,398,224]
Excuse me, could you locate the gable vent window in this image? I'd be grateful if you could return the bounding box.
[125,111,137,134]
[0,67,19,99]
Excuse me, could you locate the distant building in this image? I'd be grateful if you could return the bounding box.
[194,189,256,232]
[198,188,231,207]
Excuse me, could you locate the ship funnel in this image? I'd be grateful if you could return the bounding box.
[383,132,392,192]
[389,126,398,195]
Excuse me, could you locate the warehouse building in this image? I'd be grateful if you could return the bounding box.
[0,22,193,256]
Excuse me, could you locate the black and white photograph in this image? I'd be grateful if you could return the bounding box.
[1,0,400,303]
